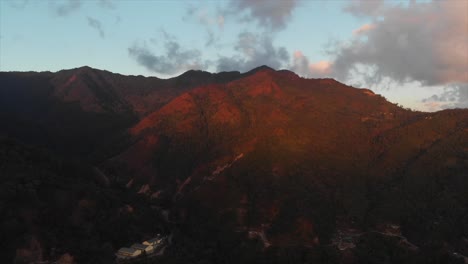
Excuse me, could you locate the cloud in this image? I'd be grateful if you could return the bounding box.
[180,1,298,72]
[184,5,225,29]
[352,23,376,36]
[183,5,225,47]
[205,30,218,47]
[227,0,298,31]
[290,51,333,78]
[52,0,82,16]
[216,32,289,72]
[87,17,105,38]
[423,84,468,110]
[309,61,332,76]
[343,0,384,17]
[129,35,208,75]
[290,51,310,77]
[331,0,468,87]
[456,85,468,108]
[51,0,115,16]
[422,101,445,112]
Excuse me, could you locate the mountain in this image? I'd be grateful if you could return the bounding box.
[1,66,467,263]
[0,67,242,158]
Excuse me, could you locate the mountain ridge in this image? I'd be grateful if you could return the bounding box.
[1,65,467,263]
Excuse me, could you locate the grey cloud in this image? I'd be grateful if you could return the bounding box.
[343,0,384,17]
[183,5,225,29]
[216,32,289,72]
[129,37,208,75]
[51,0,115,16]
[186,0,297,36]
[457,85,468,108]
[423,84,468,109]
[87,17,105,38]
[290,51,310,77]
[227,0,298,31]
[183,5,224,47]
[330,1,468,87]
[53,0,81,16]
[205,30,218,47]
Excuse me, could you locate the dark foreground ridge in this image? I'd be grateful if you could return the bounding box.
[1,66,467,263]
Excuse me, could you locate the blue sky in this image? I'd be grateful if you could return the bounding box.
[1,0,467,111]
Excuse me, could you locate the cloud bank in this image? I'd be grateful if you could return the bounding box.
[288,0,467,109]
[329,0,468,109]
[331,0,468,87]
[128,34,208,75]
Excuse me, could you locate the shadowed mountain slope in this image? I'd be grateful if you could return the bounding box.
[1,66,467,263]
[0,67,242,157]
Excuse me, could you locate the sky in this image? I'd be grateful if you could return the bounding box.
[1,0,467,111]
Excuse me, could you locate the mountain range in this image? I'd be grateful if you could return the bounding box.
[1,66,467,264]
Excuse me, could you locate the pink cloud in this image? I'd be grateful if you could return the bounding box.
[309,61,332,75]
[293,50,304,59]
[352,23,375,35]
[423,101,446,112]
[333,0,468,86]
[290,51,333,77]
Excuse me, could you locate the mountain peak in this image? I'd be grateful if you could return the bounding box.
[55,66,98,77]
[65,66,116,76]
[71,65,96,72]
[246,65,276,75]
[77,65,94,70]
[176,69,212,79]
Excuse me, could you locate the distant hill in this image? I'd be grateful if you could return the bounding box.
[1,66,467,263]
